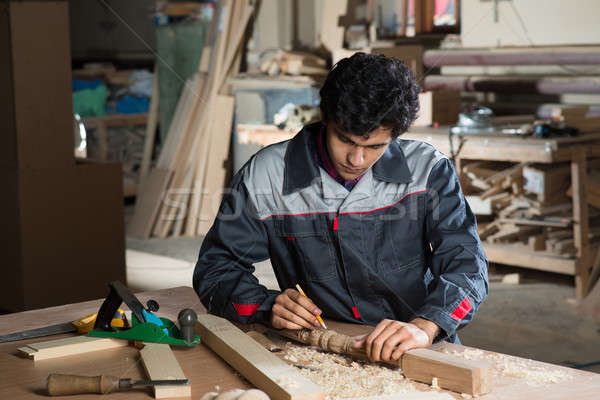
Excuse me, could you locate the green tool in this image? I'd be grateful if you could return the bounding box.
[88,281,200,346]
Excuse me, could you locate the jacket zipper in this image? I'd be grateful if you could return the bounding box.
[331,213,361,320]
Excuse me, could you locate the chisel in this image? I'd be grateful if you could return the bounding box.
[47,374,189,396]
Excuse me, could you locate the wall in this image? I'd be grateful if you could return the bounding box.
[69,0,155,61]
[461,0,600,48]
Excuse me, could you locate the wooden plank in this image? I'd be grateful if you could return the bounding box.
[484,243,576,275]
[197,314,326,400]
[197,95,235,235]
[572,147,591,298]
[139,343,191,399]
[139,68,159,185]
[127,168,173,239]
[18,336,128,361]
[402,348,492,396]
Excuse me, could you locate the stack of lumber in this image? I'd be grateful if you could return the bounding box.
[551,105,600,134]
[128,0,254,239]
[464,161,600,258]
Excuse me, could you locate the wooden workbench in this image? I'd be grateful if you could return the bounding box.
[404,127,600,298]
[1,287,598,399]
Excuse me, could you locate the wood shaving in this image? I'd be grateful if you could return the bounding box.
[443,348,573,386]
[285,345,420,399]
[431,377,439,389]
[461,393,472,399]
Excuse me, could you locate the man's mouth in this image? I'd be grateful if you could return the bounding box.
[342,165,363,175]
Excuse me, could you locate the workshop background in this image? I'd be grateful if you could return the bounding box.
[2,0,600,381]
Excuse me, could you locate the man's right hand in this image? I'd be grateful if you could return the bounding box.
[271,288,323,330]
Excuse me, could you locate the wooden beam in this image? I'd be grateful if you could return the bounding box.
[18,336,128,361]
[139,343,191,399]
[196,314,325,400]
[572,146,591,298]
[402,348,492,396]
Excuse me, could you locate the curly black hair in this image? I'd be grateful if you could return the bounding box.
[319,52,420,139]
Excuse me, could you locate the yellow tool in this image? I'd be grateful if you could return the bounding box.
[295,284,327,329]
[0,310,126,343]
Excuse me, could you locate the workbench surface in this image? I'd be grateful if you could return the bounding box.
[0,286,598,399]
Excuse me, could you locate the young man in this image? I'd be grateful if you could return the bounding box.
[194,53,488,363]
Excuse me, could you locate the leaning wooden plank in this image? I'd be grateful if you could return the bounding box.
[197,314,326,400]
[127,168,174,239]
[197,95,235,236]
[139,67,159,186]
[140,343,191,399]
[18,336,128,361]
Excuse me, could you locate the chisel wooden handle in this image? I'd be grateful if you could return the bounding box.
[47,374,120,396]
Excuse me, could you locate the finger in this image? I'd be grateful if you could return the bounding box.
[271,314,304,330]
[367,321,399,362]
[391,338,419,360]
[272,303,315,330]
[380,329,411,362]
[365,320,393,361]
[280,293,322,327]
[287,289,322,315]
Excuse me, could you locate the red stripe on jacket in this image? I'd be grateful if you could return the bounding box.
[233,303,260,316]
[450,297,472,321]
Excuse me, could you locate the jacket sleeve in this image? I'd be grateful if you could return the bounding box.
[193,170,279,325]
[415,157,489,340]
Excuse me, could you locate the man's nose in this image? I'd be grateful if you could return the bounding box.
[347,146,364,167]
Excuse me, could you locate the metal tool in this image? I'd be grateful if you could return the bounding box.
[88,281,200,346]
[0,311,125,343]
[46,373,189,396]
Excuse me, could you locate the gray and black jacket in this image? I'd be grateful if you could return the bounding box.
[193,122,488,342]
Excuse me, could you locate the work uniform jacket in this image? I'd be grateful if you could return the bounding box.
[193,122,489,342]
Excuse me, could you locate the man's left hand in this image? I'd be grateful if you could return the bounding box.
[352,318,439,362]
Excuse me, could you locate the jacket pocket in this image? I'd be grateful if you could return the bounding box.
[275,217,338,282]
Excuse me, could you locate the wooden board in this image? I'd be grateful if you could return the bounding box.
[402,348,492,396]
[18,336,128,361]
[197,95,235,235]
[140,343,191,399]
[197,314,326,400]
[127,168,173,239]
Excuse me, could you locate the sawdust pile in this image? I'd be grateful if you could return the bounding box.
[443,348,573,386]
[284,345,419,398]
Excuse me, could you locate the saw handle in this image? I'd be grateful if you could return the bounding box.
[47,374,120,396]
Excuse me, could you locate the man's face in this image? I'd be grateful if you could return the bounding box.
[325,123,393,180]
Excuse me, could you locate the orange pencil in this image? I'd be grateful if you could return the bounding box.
[295,284,327,329]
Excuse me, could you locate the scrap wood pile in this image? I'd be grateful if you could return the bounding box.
[128,0,254,239]
[463,161,600,258]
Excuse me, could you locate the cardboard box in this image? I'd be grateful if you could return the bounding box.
[413,91,461,127]
[0,1,74,170]
[0,163,126,312]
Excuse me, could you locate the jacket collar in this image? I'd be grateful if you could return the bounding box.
[283,123,412,195]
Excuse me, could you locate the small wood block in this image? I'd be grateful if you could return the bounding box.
[401,348,493,396]
[140,343,191,399]
[18,336,128,361]
[197,314,325,400]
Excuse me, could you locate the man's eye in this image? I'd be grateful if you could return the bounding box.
[370,145,384,150]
